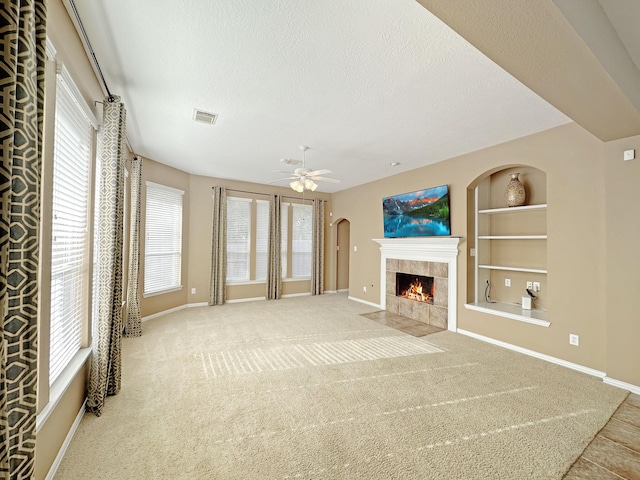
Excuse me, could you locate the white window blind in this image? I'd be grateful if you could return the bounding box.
[144,182,183,295]
[226,197,251,282]
[281,205,288,278]
[91,133,102,341]
[291,204,313,278]
[49,71,93,385]
[255,200,269,281]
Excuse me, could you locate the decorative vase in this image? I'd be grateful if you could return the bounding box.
[505,173,526,207]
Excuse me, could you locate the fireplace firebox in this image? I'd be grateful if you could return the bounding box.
[395,273,434,304]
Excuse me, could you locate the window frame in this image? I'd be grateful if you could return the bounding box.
[143,181,184,297]
[48,64,97,387]
[254,199,270,282]
[289,202,313,280]
[37,38,99,424]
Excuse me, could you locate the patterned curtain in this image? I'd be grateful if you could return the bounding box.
[266,194,282,300]
[209,187,227,305]
[124,156,142,336]
[87,97,127,416]
[311,199,325,295]
[0,1,46,477]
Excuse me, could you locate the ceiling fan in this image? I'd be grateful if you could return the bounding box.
[268,146,340,192]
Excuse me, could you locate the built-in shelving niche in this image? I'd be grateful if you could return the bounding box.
[465,166,549,327]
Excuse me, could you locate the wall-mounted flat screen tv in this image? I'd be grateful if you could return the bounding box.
[382,185,450,237]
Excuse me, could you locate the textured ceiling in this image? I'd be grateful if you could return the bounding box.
[69,0,569,192]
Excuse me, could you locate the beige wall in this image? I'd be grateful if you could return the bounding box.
[604,134,640,386]
[332,122,616,374]
[35,364,88,480]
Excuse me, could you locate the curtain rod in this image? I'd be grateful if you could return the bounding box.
[214,187,326,202]
[67,0,136,155]
[68,0,115,102]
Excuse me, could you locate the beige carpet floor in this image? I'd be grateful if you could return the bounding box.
[54,294,627,479]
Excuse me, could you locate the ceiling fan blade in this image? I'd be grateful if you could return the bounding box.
[307,169,331,176]
[266,177,295,184]
[311,176,341,183]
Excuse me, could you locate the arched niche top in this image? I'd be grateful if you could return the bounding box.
[467,164,547,208]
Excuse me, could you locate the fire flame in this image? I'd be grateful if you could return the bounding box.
[400,278,433,303]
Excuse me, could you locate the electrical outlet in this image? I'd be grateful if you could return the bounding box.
[533,282,540,292]
[526,281,533,290]
[363,286,366,293]
[505,278,511,287]
[191,288,196,294]
[569,334,579,346]
[470,248,476,257]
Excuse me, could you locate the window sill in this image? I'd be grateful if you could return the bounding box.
[227,280,266,286]
[226,278,311,286]
[36,347,92,433]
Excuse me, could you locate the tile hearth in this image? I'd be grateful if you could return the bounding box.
[361,310,445,337]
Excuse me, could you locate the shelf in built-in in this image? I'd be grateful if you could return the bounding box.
[478,204,547,215]
[465,301,550,327]
[478,235,547,240]
[478,265,547,274]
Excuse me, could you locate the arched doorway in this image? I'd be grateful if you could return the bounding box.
[336,219,350,292]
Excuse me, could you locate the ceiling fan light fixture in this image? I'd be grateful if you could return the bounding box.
[290,180,304,193]
[304,178,316,190]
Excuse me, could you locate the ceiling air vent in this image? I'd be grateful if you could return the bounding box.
[193,109,217,125]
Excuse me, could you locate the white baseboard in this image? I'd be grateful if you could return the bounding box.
[456,328,607,379]
[142,302,208,322]
[226,296,266,304]
[337,289,349,293]
[188,302,209,308]
[348,296,382,310]
[324,290,337,294]
[604,376,640,395]
[142,304,188,322]
[45,398,87,480]
[282,292,311,299]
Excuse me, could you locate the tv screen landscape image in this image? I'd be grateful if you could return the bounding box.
[382,185,451,238]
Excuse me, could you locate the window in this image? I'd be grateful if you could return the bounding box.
[224,198,313,283]
[144,182,184,295]
[281,205,288,278]
[49,68,94,385]
[291,204,313,278]
[226,197,251,282]
[254,200,269,281]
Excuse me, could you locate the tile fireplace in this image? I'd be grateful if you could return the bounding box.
[373,237,461,331]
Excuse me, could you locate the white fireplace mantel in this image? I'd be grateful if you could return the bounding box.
[373,237,461,332]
